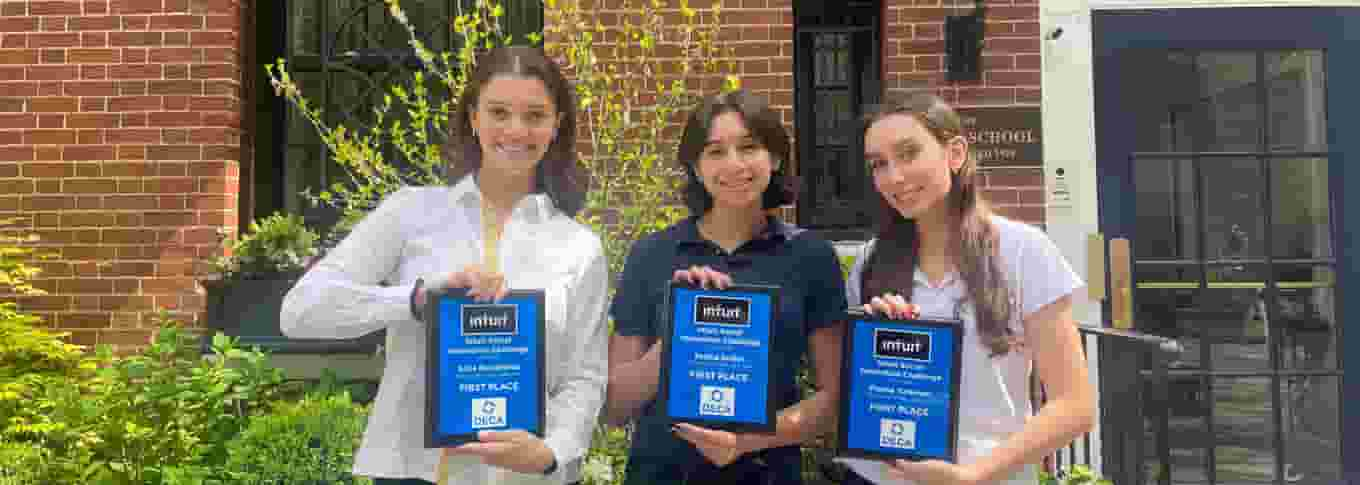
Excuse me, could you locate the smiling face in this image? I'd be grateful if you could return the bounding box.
[694,111,775,211]
[468,75,560,177]
[863,113,968,221]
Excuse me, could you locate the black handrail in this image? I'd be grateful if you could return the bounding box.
[1040,325,1182,485]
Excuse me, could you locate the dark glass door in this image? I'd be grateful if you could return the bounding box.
[793,0,880,237]
[1094,8,1360,485]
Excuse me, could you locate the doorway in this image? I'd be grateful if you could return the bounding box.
[1094,7,1359,484]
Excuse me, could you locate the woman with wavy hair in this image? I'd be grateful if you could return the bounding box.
[842,92,1095,485]
[281,46,607,485]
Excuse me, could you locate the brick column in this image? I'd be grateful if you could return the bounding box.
[0,0,242,351]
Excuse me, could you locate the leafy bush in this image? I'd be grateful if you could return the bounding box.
[210,212,320,281]
[73,323,285,484]
[0,307,99,483]
[1040,464,1114,485]
[3,316,285,484]
[0,441,49,485]
[224,392,372,485]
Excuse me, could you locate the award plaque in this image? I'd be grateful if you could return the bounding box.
[424,288,545,447]
[837,310,963,462]
[659,282,778,432]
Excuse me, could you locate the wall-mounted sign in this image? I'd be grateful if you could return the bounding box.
[956,107,1043,167]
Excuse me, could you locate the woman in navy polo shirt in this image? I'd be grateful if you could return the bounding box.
[604,89,848,485]
[841,92,1095,485]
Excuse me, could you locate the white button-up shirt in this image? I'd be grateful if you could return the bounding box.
[280,174,610,484]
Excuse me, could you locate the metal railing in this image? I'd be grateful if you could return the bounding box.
[1038,325,1183,485]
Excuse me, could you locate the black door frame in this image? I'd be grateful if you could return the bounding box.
[792,0,881,241]
[1093,7,1360,482]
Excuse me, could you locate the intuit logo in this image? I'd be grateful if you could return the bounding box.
[693,296,750,326]
[461,305,518,335]
[873,329,931,361]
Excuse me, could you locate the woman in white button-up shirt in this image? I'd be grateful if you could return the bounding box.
[280,46,608,485]
[840,92,1096,485]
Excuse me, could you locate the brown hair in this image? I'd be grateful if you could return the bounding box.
[443,45,586,216]
[675,89,798,214]
[859,92,1014,356]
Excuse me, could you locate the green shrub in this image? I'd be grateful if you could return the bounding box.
[0,441,49,485]
[210,212,320,281]
[10,319,285,484]
[1040,464,1114,485]
[224,392,372,485]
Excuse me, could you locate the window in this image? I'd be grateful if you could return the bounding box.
[793,0,880,239]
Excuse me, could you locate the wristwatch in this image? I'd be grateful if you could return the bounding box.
[409,277,425,321]
[541,454,558,476]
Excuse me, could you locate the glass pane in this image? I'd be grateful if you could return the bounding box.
[836,34,850,84]
[1203,158,1265,261]
[1213,377,1277,483]
[1280,376,1342,484]
[291,0,320,55]
[1271,157,1332,259]
[329,0,365,55]
[1276,266,1336,370]
[1196,52,1262,152]
[815,149,843,204]
[815,91,850,146]
[286,74,325,214]
[1129,50,1198,153]
[1202,269,1270,370]
[814,34,848,87]
[1134,158,1198,260]
[1267,51,1327,152]
[1134,286,1201,362]
[1160,409,1211,484]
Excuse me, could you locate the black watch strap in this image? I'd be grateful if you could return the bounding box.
[409,277,425,321]
[542,454,558,476]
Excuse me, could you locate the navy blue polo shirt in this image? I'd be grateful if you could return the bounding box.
[609,216,848,485]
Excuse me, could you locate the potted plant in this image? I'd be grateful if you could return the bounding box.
[201,213,379,354]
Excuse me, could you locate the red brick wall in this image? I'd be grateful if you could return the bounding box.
[0,0,242,349]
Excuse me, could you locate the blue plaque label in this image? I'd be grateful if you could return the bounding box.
[659,283,777,432]
[425,288,545,447]
[838,313,962,462]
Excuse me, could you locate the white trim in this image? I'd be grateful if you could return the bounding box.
[1091,0,1360,8]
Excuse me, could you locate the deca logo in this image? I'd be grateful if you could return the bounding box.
[471,397,507,429]
[879,419,917,450]
[698,385,735,417]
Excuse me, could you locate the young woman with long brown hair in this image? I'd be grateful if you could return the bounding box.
[840,92,1095,485]
[281,46,607,485]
